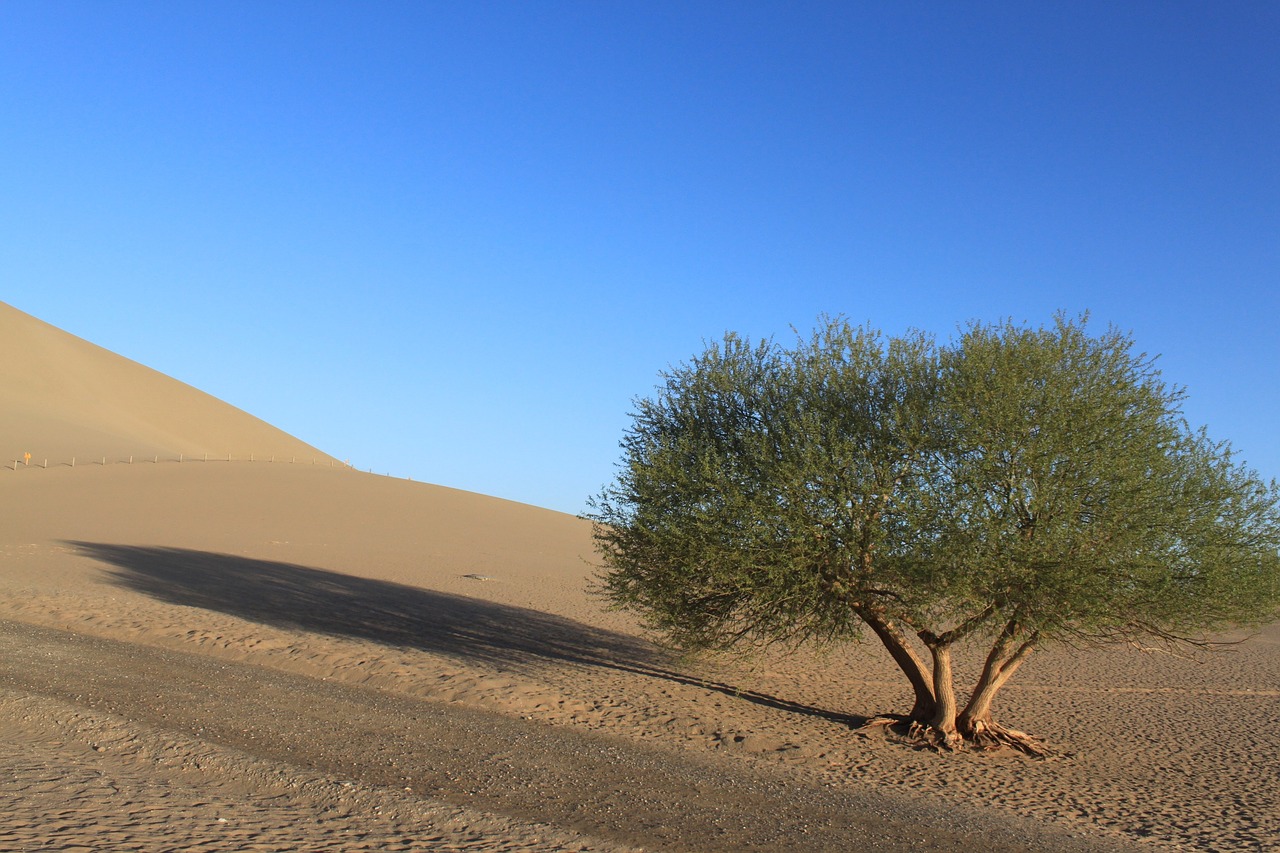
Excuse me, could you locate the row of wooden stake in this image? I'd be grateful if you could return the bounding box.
[6,454,341,471]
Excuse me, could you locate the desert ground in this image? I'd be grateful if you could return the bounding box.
[2,301,1277,851]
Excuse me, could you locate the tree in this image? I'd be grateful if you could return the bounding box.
[590,315,1280,754]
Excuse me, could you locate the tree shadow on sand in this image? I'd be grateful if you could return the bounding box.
[73,542,864,727]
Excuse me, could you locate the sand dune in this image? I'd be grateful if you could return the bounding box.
[0,300,337,465]
[2,303,1277,851]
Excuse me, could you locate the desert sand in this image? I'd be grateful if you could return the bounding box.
[1,300,1276,851]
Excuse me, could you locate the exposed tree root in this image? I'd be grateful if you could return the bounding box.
[856,715,962,752]
[909,720,965,752]
[857,713,913,732]
[856,714,1052,758]
[962,718,1051,758]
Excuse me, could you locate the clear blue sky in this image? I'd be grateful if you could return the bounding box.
[3,2,1277,513]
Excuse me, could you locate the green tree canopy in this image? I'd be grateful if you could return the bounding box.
[591,315,1280,753]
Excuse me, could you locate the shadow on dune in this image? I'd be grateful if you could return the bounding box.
[74,542,864,727]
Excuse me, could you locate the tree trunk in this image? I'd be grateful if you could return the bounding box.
[925,640,962,749]
[957,626,1044,755]
[959,622,1016,732]
[856,610,1049,756]
[856,606,935,720]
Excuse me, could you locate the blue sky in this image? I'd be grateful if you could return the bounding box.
[3,2,1277,513]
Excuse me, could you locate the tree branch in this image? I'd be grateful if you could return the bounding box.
[936,602,998,646]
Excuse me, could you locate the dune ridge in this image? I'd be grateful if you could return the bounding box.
[1,302,1277,851]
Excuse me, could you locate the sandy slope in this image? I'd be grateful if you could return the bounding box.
[0,300,336,465]
[1,303,1277,850]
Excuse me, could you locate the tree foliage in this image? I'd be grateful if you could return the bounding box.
[590,315,1280,753]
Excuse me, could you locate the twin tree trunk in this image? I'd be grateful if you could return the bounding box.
[857,606,1044,754]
